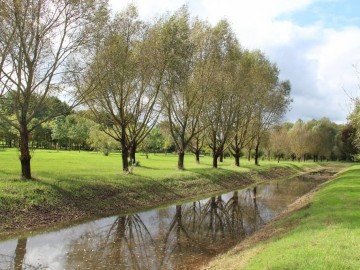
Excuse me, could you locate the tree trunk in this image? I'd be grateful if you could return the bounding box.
[121,142,129,172]
[195,150,200,164]
[254,141,260,166]
[247,148,251,161]
[129,142,137,165]
[213,153,218,168]
[19,127,32,179]
[233,146,242,167]
[219,152,224,162]
[178,151,185,170]
[234,154,240,167]
[277,155,280,163]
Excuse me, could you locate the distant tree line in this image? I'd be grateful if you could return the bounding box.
[1,105,357,162]
[266,118,357,162]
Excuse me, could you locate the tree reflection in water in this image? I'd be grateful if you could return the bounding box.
[0,238,42,270]
[64,194,251,269]
[14,238,27,270]
[66,214,159,269]
[1,175,323,270]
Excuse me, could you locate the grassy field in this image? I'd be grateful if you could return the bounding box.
[205,164,360,270]
[0,148,335,237]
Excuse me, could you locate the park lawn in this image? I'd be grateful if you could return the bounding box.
[0,148,332,237]
[205,164,360,270]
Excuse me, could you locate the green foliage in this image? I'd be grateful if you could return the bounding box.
[88,125,118,155]
[139,127,165,153]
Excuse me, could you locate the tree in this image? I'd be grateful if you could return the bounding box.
[80,5,166,172]
[338,123,357,161]
[161,8,212,170]
[0,0,106,179]
[189,127,207,163]
[288,120,311,161]
[229,50,258,167]
[307,118,338,161]
[205,20,240,168]
[250,52,291,166]
[50,116,69,149]
[269,124,291,162]
[88,124,118,156]
[139,127,165,157]
[65,114,92,151]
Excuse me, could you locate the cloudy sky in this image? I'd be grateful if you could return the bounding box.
[109,0,360,123]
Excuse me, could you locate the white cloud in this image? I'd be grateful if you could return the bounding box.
[108,0,360,123]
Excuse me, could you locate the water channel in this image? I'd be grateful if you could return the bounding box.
[0,172,332,270]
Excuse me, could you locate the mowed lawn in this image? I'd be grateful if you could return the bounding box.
[0,148,319,181]
[206,164,360,270]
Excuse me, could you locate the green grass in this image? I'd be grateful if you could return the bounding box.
[0,148,337,237]
[206,164,360,270]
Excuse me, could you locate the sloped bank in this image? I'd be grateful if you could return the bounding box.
[204,163,357,270]
[0,163,335,239]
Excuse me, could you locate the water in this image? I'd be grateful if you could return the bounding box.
[0,173,330,270]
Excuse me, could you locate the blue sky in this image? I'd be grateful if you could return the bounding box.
[283,0,360,29]
[109,0,360,123]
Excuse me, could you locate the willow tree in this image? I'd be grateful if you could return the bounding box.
[0,0,106,179]
[306,118,337,161]
[81,5,166,172]
[269,124,291,162]
[205,20,240,168]
[288,119,311,161]
[229,50,257,167]
[161,8,213,170]
[247,51,291,165]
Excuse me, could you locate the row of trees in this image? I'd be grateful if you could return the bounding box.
[0,1,291,178]
[75,5,292,171]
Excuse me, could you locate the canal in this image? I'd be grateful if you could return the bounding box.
[0,171,333,269]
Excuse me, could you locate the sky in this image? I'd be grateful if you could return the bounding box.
[108,0,360,123]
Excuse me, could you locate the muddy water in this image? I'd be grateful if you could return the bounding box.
[0,172,331,270]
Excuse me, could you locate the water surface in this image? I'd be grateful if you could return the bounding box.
[0,173,329,270]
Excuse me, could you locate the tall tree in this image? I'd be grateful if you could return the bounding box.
[0,0,107,179]
[229,50,257,167]
[161,8,213,170]
[80,5,166,172]
[338,123,357,161]
[205,21,242,168]
[307,118,338,161]
[288,119,311,161]
[249,52,291,165]
[269,124,291,162]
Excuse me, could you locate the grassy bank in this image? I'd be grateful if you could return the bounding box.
[0,148,331,237]
[205,164,359,270]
